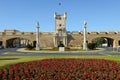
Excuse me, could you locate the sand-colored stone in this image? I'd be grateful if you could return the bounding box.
[0,30,120,48]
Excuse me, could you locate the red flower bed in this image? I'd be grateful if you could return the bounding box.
[0,58,120,80]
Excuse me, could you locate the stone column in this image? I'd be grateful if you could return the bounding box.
[113,39,119,48]
[66,37,67,47]
[63,37,65,47]
[54,36,56,47]
[55,37,57,47]
[83,20,87,50]
[36,22,40,50]
[64,37,67,47]
[3,40,6,48]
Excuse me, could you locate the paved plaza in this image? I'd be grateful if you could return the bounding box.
[0,48,120,56]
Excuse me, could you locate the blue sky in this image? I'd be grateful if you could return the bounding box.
[0,0,120,32]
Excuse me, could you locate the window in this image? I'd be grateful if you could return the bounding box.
[59,24,62,27]
[56,16,61,20]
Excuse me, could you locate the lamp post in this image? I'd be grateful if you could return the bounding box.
[83,20,87,50]
[36,22,40,50]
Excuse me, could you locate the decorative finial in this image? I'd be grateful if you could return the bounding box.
[84,20,87,25]
[54,12,57,19]
[64,12,67,19]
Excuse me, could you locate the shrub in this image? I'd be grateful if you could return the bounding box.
[87,42,97,50]
[65,47,70,49]
[26,44,33,50]
[52,47,59,51]
[58,41,65,47]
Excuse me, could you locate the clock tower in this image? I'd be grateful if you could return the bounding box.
[54,12,67,47]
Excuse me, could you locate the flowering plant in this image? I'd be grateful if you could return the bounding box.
[0,58,120,80]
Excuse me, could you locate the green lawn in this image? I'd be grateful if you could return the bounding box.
[0,56,120,69]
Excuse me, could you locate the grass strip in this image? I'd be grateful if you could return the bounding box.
[0,56,120,69]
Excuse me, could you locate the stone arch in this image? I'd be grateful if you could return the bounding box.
[0,41,3,48]
[33,41,36,47]
[5,37,32,48]
[0,37,3,48]
[118,40,120,46]
[89,37,114,47]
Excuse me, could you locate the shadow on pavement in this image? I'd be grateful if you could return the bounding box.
[0,58,19,60]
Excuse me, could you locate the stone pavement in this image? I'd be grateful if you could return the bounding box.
[1,48,120,56]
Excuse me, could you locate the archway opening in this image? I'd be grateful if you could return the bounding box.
[0,41,3,48]
[6,38,30,48]
[0,41,2,45]
[33,41,36,47]
[92,37,113,47]
[118,41,120,46]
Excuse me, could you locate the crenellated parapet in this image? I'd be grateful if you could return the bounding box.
[1,30,120,36]
[0,32,35,36]
[0,32,5,35]
[3,29,20,33]
[0,30,55,36]
[41,32,53,35]
[70,31,120,35]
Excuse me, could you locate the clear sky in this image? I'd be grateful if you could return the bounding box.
[0,0,120,32]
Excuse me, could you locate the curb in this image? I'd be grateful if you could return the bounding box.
[17,48,105,53]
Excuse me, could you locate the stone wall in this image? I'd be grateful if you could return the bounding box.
[40,32,54,48]
[67,32,83,47]
[1,30,120,48]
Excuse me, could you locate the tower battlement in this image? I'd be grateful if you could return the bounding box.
[54,12,67,47]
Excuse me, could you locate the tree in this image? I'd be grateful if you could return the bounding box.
[92,38,107,47]
[58,41,64,47]
[26,44,33,50]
